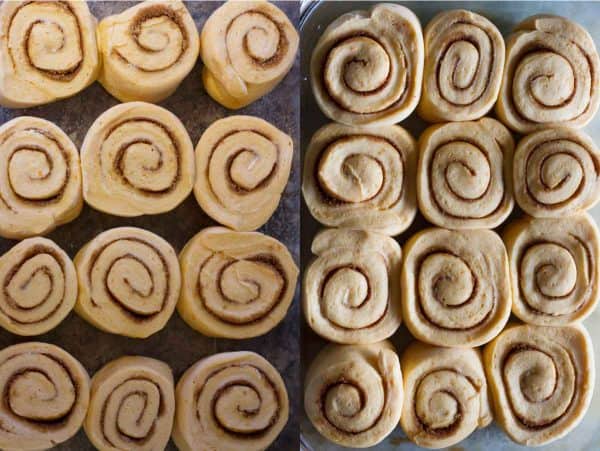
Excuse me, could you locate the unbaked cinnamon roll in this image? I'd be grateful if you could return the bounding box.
[85,356,175,451]
[0,116,82,239]
[417,118,514,229]
[484,323,595,446]
[303,229,402,344]
[194,116,293,231]
[0,0,99,108]
[402,228,511,347]
[418,10,504,122]
[81,102,195,217]
[74,227,181,338]
[304,341,403,448]
[302,123,417,236]
[401,342,492,449]
[0,342,90,450]
[497,15,600,133]
[200,0,299,109]
[311,4,424,126]
[178,227,298,339]
[97,0,199,103]
[504,214,600,326]
[173,351,289,451]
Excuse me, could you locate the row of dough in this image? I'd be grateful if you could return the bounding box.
[305,325,594,448]
[0,226,298,338]
[303,119,600,235]
[304,215,599,346]
[0,104,293,239]
[0,0,298,109]
[311,5,600,132]
[0,342,288,451]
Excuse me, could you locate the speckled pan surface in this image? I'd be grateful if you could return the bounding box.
[0,1,300,450]
[300,2,600,451]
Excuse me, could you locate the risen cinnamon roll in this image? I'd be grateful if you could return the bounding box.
[484,323,595,446]
[173,351,289,451]
[401,342,492,449]
[201,0,299,109]
[417,118,514,229]
[303,229,402,344]
[504,214,600,326]
[0,342,90,450]
[311,4,424,126]
[0,116,82,239]
[85,356,175,451]
[497,15,600,133]
[74,227,181,338]
[402,228,511,347]
[304,341,403,448]
[97,0,199,103]
[303,123,417,236]
[81,102,195,217]
[0,0,99,108]
[178,227,298,339]
[418,10,504,122]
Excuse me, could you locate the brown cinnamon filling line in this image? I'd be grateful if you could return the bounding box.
[232,10,289,68]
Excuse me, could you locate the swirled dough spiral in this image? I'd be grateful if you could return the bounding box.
[484,323,595,446]
[194,115,293,231]
[303,123,417,236]
[173,351,289,451]
[417,117,514,229]
[303,229,402,344]
[418,10,504,122]
[304,341,403,448]
[402,228,511,347]
[504,214,600,326]
[0,0,99,108]
[497,15,600,133]
[81,102,195,217]
[514,127,600,217]
[0,342,90,450]
[200,0,299,109]
[74,227,181,338]
[0,237,76,336]
[85,356,175,451]
[178,227,298,339]
[311,4,423,126]
[0,116,82,239]
[97,0,199,103]
[401,342,492,449]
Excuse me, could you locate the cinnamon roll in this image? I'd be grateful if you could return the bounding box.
[402,228,511,347]
[311,4,424,126]
[0,116,82,239]
[401,342,492,449]
[303,229,402,344]
[81,102,195,217]
[85,356,175,451]
[484,323,595,446]
[417,118,514,229]
[178,227,298,339]
[304,341,403,448]
[200,0,299,109]
[97,0,199,103]
[418,10,504,122]
[302,123,417,236]
[497,15,600,133]
[0,342,90,450]
[504,214,600,326]
[514,127,600,218]
[173,351,289,451]
[74,227,181,338]
[194,116,293,231]
[0,0,99,108]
